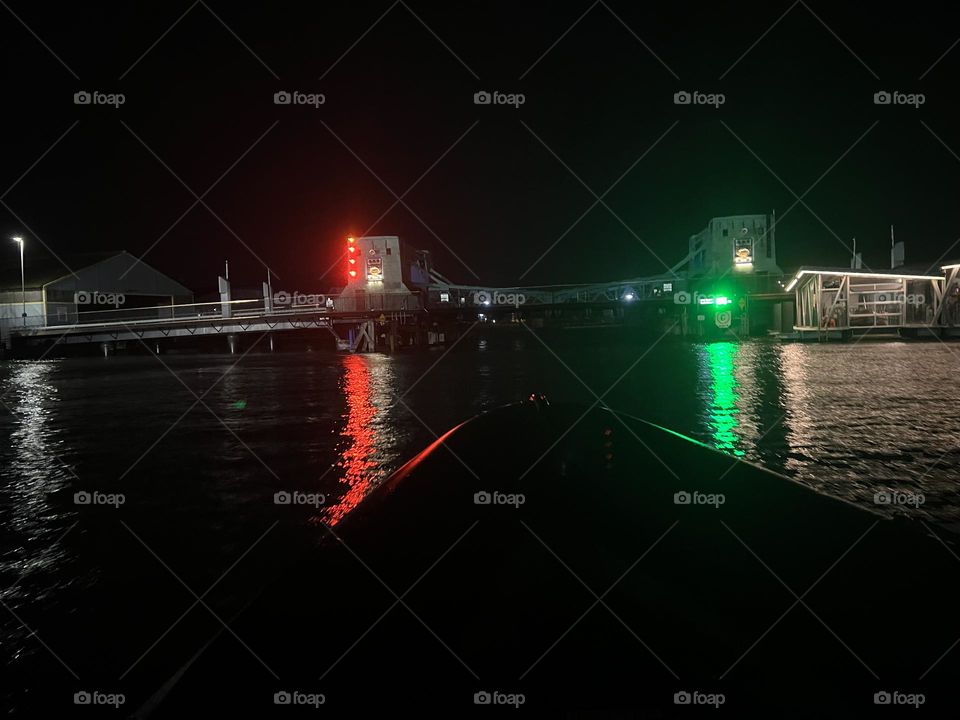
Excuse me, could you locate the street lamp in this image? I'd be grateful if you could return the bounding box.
[11,236,25,326]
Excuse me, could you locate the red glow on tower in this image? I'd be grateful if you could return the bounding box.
[346,236,357,280]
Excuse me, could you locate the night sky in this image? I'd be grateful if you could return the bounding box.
[2,1,960,293]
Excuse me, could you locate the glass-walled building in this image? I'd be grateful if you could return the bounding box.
[785,267,943,331]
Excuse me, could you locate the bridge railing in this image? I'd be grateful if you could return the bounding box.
[9,293,421,336]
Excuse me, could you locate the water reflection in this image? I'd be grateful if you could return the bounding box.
[0,362,72,600]
[698,343,745,457]
[775,342,960,528]
[320,355,398,526]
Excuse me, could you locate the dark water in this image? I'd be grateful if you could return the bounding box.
[1,328,959,711]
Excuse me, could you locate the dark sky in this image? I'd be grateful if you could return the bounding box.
[2,1,960,293]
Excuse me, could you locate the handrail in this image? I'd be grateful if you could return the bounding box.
[14,302,416,336]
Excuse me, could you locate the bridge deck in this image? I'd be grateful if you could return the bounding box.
[11,306,415,346]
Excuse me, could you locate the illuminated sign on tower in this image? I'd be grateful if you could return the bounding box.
[734,227,754,267]
[366,255,383,283]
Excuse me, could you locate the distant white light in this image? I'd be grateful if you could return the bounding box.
[483,300,490,306]
[624,293,634,301]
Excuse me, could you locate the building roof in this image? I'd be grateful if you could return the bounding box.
[0,251,122,290]
[784,265,945,292]
[0,250,192,295]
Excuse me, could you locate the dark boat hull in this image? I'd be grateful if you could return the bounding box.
[148,399,960,715]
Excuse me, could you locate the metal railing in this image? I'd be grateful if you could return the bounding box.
[9,294,420,336]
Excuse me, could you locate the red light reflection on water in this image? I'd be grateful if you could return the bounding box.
[320,355,384,526]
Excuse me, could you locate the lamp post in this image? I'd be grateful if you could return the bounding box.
[11,236,25,327]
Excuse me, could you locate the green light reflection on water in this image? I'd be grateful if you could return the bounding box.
[705,342,744,457]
